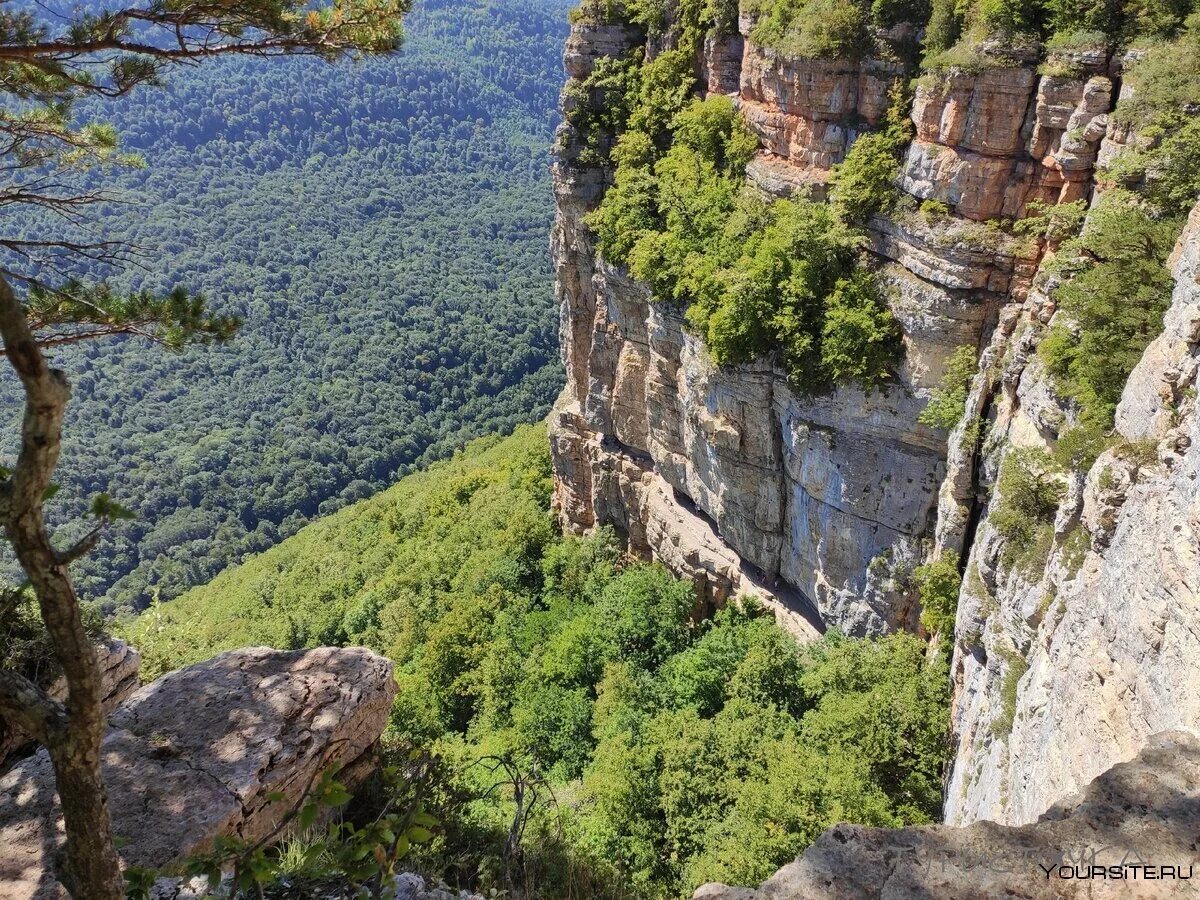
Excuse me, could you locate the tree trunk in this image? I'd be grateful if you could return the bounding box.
[0,274,124,900]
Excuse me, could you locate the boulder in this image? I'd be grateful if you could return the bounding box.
[0,646,396,899]
[693,731,1200,899]
[0,639,141,767]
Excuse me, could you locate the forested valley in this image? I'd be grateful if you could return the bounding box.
[124,426,951,899]
[0,0,569,613]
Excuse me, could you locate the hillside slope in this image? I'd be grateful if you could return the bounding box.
[123,423,950,899]
[0,0,571,613]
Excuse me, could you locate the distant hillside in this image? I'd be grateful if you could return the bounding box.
[123,423,557,676]
[0,0,570,612]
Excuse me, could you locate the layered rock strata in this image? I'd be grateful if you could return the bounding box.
[943,198,1200,827]
[554,3,1200,843]
[550,17,1113,637]
[0,646,396,899]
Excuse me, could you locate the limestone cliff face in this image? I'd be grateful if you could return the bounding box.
[549,19,1112,638]
[943,197,1200,828]
[552,3,1200,867]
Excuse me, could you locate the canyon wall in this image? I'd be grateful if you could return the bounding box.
[550,21,1111,638]
[942,177,1200,828]
[551,10,1199,832]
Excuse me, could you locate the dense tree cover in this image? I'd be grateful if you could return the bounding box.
[578,50,905,392]
[124,425,951,899]
[0,0,570,614]
[923,0,1194,56]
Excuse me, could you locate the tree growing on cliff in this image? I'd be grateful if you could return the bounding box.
[0,2,408,896]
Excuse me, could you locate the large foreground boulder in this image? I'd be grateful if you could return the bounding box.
[0,646,396,899]
[695,731,1200,899]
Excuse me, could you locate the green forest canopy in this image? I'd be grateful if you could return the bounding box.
[0,0,570,614]
[124,424,951,899]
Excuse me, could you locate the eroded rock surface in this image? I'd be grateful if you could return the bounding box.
[0,646,395,900]
[0,639,141,767]
[693,731,1200,899]
[944,198,1200,827]
[553,4,1199,849]
[549,18,1091,636]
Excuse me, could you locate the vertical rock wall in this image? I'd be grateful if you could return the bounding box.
[552,0,1199,842]
[549,17,1113,638]
[943,198,1200,827]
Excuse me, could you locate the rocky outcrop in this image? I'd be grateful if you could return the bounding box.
[0,646,396,899]
[902,48,1112,221]
[0,639,141,767]
[738,26,902,189]
[944,197,1200,827]
[692,730,1200,899]
[554,0,1200,878]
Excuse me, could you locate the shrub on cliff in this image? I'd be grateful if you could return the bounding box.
[923,0,1194,58]
[919,345,978,430]
[748,0,873,58]
[820,271,904,386]
[913,552,962,635]
[746,0,935,55]
[989,447,1066,574]
[590,93,904,394]
[829,83,915,223]
[1039,189,1178,428]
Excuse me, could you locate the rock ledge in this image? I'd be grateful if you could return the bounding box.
[0,646,396,900]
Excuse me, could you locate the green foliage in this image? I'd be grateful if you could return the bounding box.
[25,281,239,352]
[120,424,556,678]
[1,0,571,612]
[130,427,952,899]
[1039,190,1178,428]
[992,649,1028,738]
[1013,198,1088,246]
[747,0,873,59]
[920,0,1194,62]
[819,270,904,386]
[580,19,909,395]
[591,91,903,393]
[913,552,962,635]
[918,345,978,430]
[629,50,700,146]
[125,759,440,899]
[745,0,934,56]
[685,197,897,390]
[829,84,915,224]
[924,0,965,53]
[975,0,1041,36]
[1052,419,1111,472]
[563,51,644,166]
[1,592,104,710]
[1117,13,1200,126]
[989,447,1065,574]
